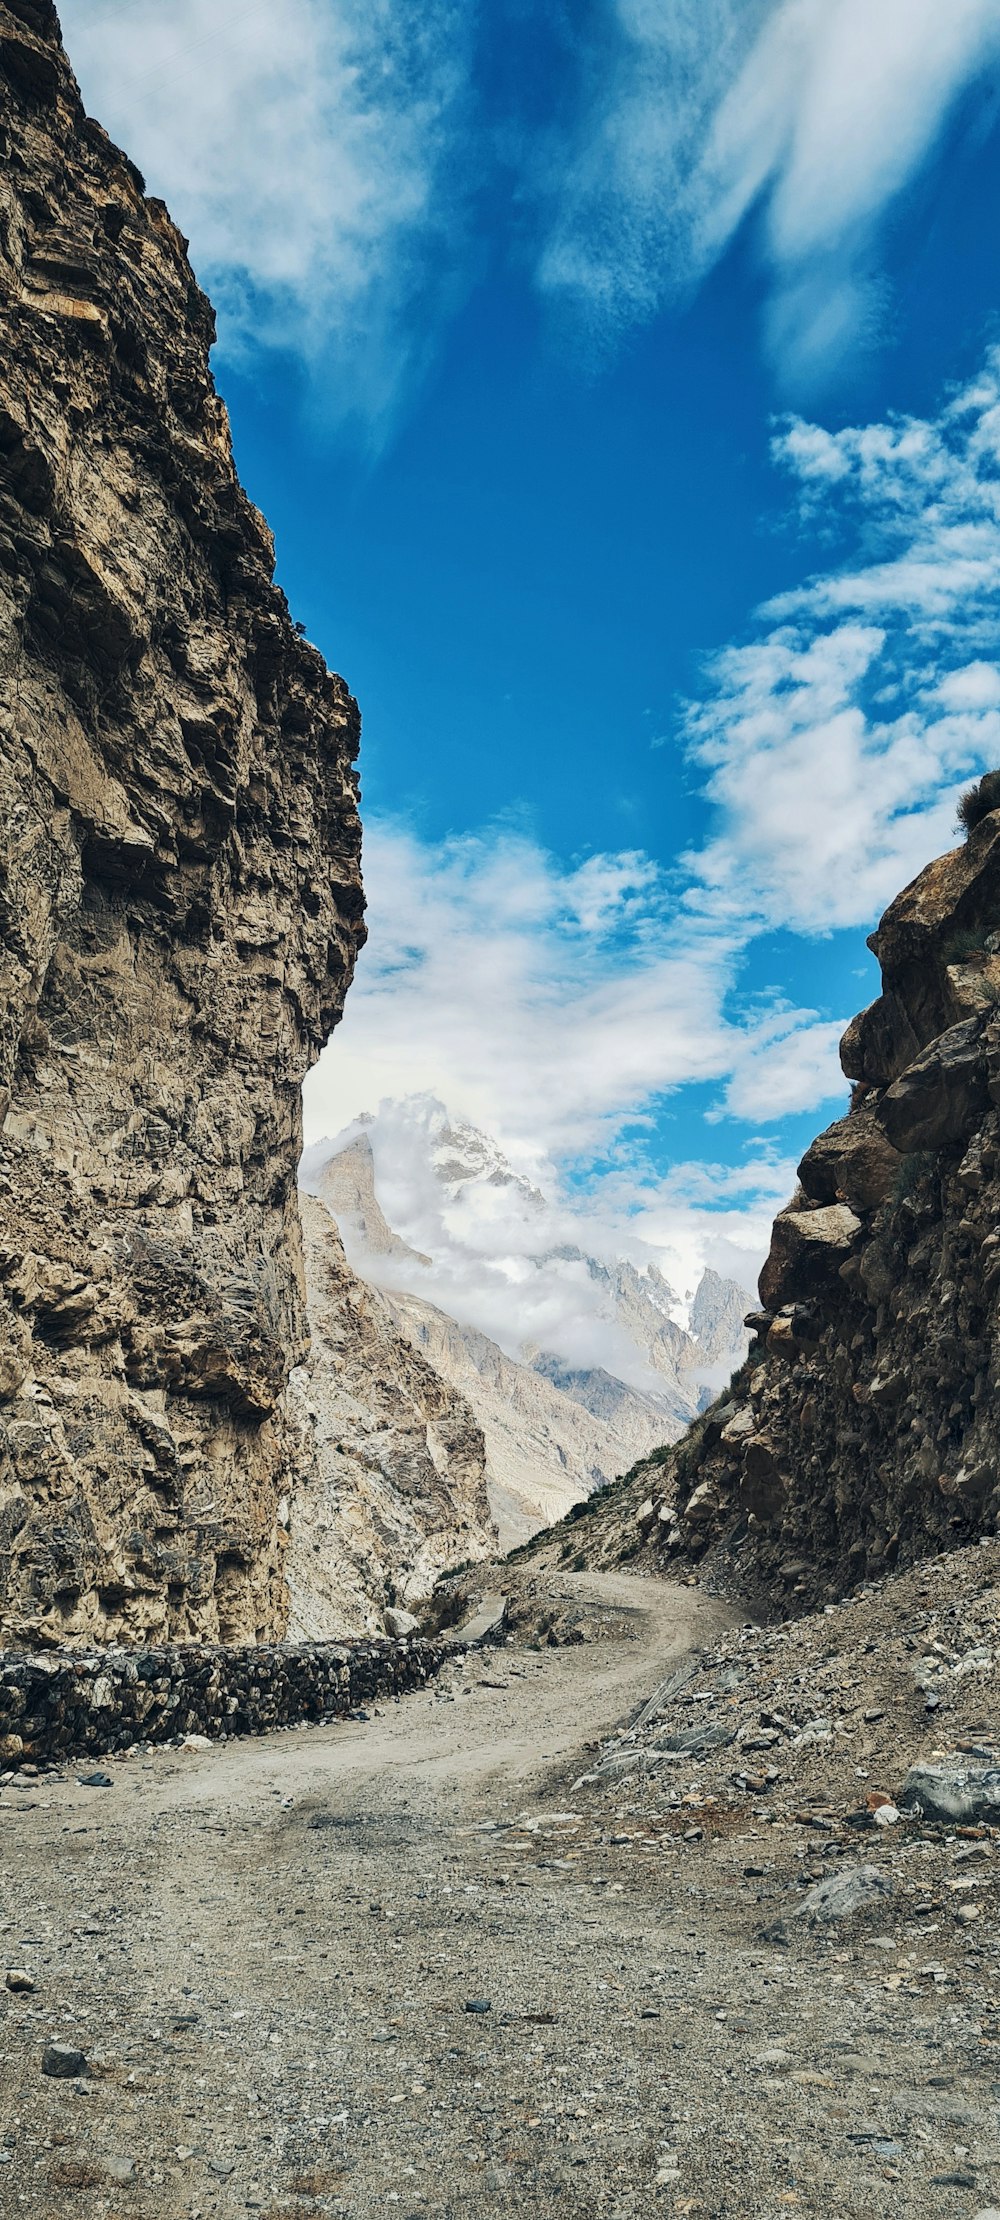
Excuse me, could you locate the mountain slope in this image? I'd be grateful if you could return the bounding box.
[383,1286,676,1546]
[286,1200,495,1636]
[303,1106,751,1544]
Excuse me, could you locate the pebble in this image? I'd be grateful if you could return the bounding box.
[78,1771,112,1789]
[464,1999,492,2014]
[95,2155,135,2184]
[5,1969,35,1993]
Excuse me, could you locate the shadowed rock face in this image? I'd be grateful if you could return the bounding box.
[580,810,1000,1606]
[0,3,365,1646]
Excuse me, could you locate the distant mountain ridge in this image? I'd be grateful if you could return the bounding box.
[302,1104,751,1543]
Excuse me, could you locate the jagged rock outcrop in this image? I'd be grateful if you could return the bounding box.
[611,800,1000,1603]
[305,1133,431,1268]
[0,4,364,1646]
[285,1200,495,1637]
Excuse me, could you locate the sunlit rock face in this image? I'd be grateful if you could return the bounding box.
[629,805,1000,1604]
[286,1199,495,1640]
[0,2,364,1646]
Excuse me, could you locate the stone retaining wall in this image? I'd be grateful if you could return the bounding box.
[0,1635,460,1769]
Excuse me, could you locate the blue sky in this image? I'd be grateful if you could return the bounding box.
[62,0,1000,1295]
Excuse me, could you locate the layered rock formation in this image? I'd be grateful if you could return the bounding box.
[286,1199,495,1637]
[0,4,364,1646]
[608,798,1000,1603]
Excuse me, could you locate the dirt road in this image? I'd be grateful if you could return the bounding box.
[1,1570,997,2220]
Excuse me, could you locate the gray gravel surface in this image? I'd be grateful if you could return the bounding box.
[1,1568,998,2219]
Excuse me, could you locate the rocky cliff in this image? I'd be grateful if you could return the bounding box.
[0,3,365,1646]
[286,1199,495,1637]
[583,793,1000,1605]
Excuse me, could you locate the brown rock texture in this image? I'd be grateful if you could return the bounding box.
[555,802,1000,1605]
[0,2,364,1646]
[285,1199,496,1639]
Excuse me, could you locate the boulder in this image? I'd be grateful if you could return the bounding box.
[654,1724,736,1759]
[877,1016,989,1154]
[740,1437,784,1520]
[42,2042,86,2078]
[759,1203,861,1311]
[795,1865,893,1924]
[384,1606,420,1640]
[898,1759,1000,1825]
[798,1111,900,1214]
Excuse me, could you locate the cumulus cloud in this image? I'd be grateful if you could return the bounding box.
[59,0,469,423]
[539,0,1000,384]
[683,354,1000,932]
[303,821,747,1163]
[300,813,843,1307]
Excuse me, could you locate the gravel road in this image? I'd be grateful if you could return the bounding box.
[1,1569,998,2220]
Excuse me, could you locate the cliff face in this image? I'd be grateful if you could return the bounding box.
[628,805,1000,1603]
[286,1200,495,1638]
[0,3,364,1646]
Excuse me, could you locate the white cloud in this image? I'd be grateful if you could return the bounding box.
[303,821,746,1163]
[59,0,469,424]
[310,1098,690,1386]
[540,0,1000,384]
[935,662,1000,711]
[57,1,1000,409]
[683,356,1000,932]
[301,817,846,1302]
[305,1094,766,1386]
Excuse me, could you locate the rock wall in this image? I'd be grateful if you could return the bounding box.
[655,803,1000,1601]
[0,1628,460,1769]
[285,1199,495,1638]
[0,3,365,1647]
[567,801,1000,1605]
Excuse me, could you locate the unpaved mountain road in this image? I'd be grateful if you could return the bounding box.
[1,1571,998,2220]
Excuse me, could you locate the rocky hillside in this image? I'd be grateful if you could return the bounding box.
[559,794,1000,1606]
[285,1199,495,1637]
[0,3,365,1647]
[384,1285,676,1545]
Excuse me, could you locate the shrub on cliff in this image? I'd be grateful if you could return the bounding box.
[957,768,1000,835]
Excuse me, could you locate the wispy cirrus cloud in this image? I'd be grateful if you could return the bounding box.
[540,0,1000,386]
[59,0,471,426]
